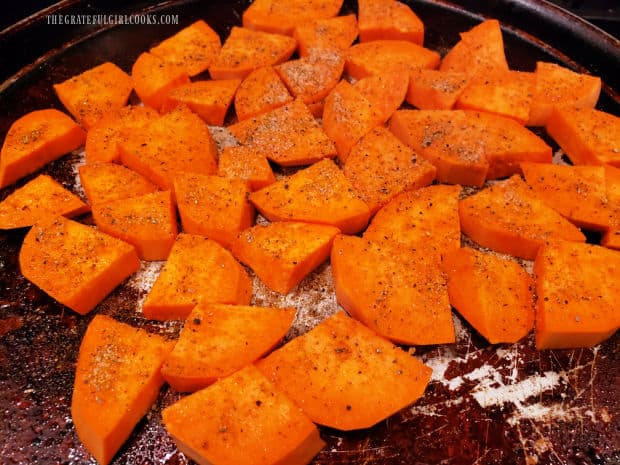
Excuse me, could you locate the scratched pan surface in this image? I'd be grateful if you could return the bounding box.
[0,1,619,464]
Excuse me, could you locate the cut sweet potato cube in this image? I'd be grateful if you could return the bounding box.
[79,162,158,206]
[209,27,297,80]
[232,221,340,294]
[228,99,336,166]
[459,175,586,260]
[0,109,85,189]
[358,0,424,44]
[174,172,254,249]
[534,240,620,349]
[528,62,601,127]
[293,14,358,58]
[249,159,371,234]
[162,79,241,126]
[407,68,470,110]
[19,216,140,315]
[257,311,433,429]
[142,234,252,320]
[353,71,408,123]
[546,106,620,167]
[343,126,436,214]
[443,247,535,344]
[234,66,293,121]
[161,304,295,392]
[0,174,89,229]
[131,52,190,110]
[217,145,275,191]
[345,40,440,79]
[92,190,177,261]
[54,62,132,129]
[150,20,222,77]
[119,105,218,190]
[162,365,325,465]
[72,315,173,465]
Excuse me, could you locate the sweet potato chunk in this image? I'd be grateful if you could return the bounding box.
[353,72,408,123]
[601,166,620,250]
[217,145,276,191]
[407,68,469,110]
[293,14,358,57]
[358,0,424,44]
[79,162,158,206]
[234,66,293,121]
[131,52,190,110]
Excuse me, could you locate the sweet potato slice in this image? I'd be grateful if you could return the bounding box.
[343,126,436,214]
[443,247,534,344]
[19,216,140,314]
[602,166,620,250]
[407,68,469,110]
[217,145,276,191]
[0,174,88,229]
[358,0,424,44]
[142,234,252,320]
[345,40,440,79]
[293,14,358,57]
[79,162,158,206]
[534,240,620,349]
[174,172,254,249]
[322,80,382,161]
[459,175,586,260]
[119,105,218,190]
[162,365,325,465]
[162,79,241,126]
[228,99,336,166]
[161,304,295,392]
[131,52,190,110]
[257,311,432,430]
[92,190,177,261]
[528,62,601,127]
[54,62,133,129]
[243,0,343,36]
[353,72,408,123]
[209,27,297,80]
[234,66,293,121]
[72,315,173,465]
[546,106,620,167]
[149,20,222,77]
[232,221,340,294]
[0,109,85,189]
[84,106,158,164]
[249,159,371,234]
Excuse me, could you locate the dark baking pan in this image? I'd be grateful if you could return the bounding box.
[0,1,618,464]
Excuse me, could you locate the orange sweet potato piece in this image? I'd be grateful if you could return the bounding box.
[293,14,358,58]
[234,66,293,121]
[459,175,586,260]
[142,234,252,320]
[217,145,275,191]
[72,315,173,465]
[232,221,340,294]
[249,159,371,234]
[353,72,408,123]
[228,99,336,166]
[345,40,440,80]
[343,126,436,214]
[243,0,343,36]
[161,304,295,392]
[84,106,158,164]
[209,27,297,80]
[0,174,88,229]
[546,106,620,166]
[54,62,132,130]
[79,162,158,206]
[92,190,177,261]
[162,79,241,126]
[528,62,601,127]
[119,105,218,190]
[131,52,190,110]
[534,240,620,349]
[258,311,432,429]
[358,0,424,44]
[0,109,85,189]
[162,365,325,465]
[19,216,140,314]
[407,68,470,110]
[443,247,535,344]
[174,172,254,249]
[322,80,382,161]
[149,20,222,77]
[602,166,620,249]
